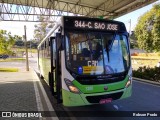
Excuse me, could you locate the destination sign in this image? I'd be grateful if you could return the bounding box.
[74,20,119,31]
[64,17,126,32]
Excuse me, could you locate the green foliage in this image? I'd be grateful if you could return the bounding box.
[0,30,17,55]
[34,16,55,42]
[14,39,38,49]
[15,40,24,47]
[29,40,38,49]
[130,31,138,48]
[0,58,25,62]
[134,3,160,52]
[133,66,160,82]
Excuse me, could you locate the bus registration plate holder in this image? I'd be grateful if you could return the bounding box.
[99,98,112,104]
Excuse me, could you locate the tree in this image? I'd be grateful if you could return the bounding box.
[134,3,160,52]
[14,35,23,47]
[130,31,138,48]
[34,16,55,42]
[14,40,24,47]
[0,30,17,54]
[29,40,38,49]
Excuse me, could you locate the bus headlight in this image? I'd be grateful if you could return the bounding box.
[64,78,81,94]
[125,76,132,88]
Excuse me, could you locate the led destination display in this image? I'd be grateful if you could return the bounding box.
[74,20,118,31]
[63,17,126,31]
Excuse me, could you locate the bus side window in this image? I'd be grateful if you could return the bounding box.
[41,43,44,58]
[46,39,50,58]
[53,39,56,60]
[45,41,46,49]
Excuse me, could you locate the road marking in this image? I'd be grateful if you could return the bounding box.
[133,80,160,88]
[113,105,119,110]
[33,80,45,120]
[32,68,59,120]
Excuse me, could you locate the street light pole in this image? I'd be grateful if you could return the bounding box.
[24,25,29,71]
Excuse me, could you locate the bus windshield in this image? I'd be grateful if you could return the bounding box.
[65,32,130,75]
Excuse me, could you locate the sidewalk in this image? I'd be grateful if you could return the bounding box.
[0,62,58,120]
[0,69,38,111]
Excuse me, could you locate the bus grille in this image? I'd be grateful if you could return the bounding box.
[86,92,123,103]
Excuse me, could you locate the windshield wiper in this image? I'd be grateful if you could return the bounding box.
[106,41,110,62]
[106,32,117,62]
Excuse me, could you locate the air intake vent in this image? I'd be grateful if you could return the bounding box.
[86,92,123,103]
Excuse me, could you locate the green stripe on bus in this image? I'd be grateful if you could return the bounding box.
[62,89,85,106]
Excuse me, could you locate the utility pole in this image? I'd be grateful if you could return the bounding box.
[24,25,29,71]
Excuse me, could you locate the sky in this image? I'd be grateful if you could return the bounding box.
[0,0,159,40]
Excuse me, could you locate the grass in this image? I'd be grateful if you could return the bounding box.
[131,56,160,60]
[131,53,160,70]
[0,68,19,72]
[0,58,26,62]
[14,48,37,53]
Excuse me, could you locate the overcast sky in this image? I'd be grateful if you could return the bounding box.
[0,0,159,40]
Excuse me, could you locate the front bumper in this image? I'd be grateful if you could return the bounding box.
[62,85,132,106]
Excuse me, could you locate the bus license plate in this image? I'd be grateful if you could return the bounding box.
[99,98,112,104]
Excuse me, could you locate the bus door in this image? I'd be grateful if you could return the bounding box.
[55,33,62,103]
[50,33,62,103]
[49,37,56,96]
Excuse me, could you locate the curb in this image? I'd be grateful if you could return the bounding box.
[133,77,160,86]
[31,69,59,120]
